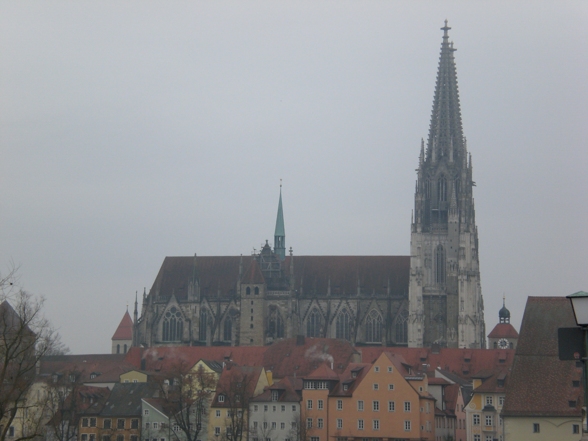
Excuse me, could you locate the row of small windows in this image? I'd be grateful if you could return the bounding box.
[81,419,139,429]
[252,404,297,412]
[80,436,139,441]
[245,287,260,295]
[251,421,289,430]
[305,418,411,432]
[306,399,410,412]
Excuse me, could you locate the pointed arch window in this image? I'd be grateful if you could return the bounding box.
[276,312,284,338]
[335,309,351,341]
[163,307,183,342]
[395,310,408,344]
[307,309,322,338]
[365,310,382,343]
[223,317,232,342]
[268,308,285,339]
[199,309,208,342]
[435,245,446,284]
[438,176,447,202]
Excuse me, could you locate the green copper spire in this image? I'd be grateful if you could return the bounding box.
[274,181,286,261]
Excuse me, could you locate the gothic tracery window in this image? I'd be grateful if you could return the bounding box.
[395,310,408,344]
[335,309,350,340]
[276,311,284,338]
[268,308,285,339]
[163,306,183,342]
[435,245,446,284]
[424,180,431,199]
[437,176,447,202]
[199,309,208,342]
[223,317,232,342]
[307,308,322,338]
[365,310,382,343]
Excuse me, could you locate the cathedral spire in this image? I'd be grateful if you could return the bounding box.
[274,181,286,261]
[133,291,138,324]
[427,20,464,165]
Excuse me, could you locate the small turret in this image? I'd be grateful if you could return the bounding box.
[499,296,511,324]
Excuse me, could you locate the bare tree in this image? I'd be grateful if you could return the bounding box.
[0,267,64,441]
[248,413,274,441]
[217,368,257,441]
[288,407,309,441]
[159,362,217,441]
[44,370,101,441]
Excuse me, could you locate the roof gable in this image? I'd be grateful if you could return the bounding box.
[112,311,133,340]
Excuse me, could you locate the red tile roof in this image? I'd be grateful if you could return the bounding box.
[251,377,302,403]
[305,362,340,380]
[112,311,133,340]
[261,337,360,378]
[212,365,265,408]
[356,346,515,380]
[502,297,582,417]
[39,354,134,384]
[487,323,519,339]
[124,338,359,380]
[126,346,267,374]
[241,259,264,285]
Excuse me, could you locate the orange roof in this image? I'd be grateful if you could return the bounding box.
[112,311,133,340]
[487,323,519,339]
[305,362,340,380]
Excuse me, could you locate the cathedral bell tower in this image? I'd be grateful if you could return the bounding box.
[408,21,485,349]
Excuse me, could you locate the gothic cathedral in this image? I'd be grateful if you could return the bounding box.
[408,22,485,348]
[133,23,485,350]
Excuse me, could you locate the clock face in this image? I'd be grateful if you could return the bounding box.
[498,338,509,349]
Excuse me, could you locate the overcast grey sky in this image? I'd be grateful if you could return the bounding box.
[1,1,587,354]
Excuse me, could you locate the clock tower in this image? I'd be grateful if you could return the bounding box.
[487,297,519,350]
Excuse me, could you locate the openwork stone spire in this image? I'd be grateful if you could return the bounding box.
[409,22,485,350]
[427,20,465,165]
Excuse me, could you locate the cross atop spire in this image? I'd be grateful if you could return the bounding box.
[441,19,451,36]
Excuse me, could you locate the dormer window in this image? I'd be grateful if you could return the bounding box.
[218,394,225,403]
[343,384,349,391]
[271,390,279,401]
